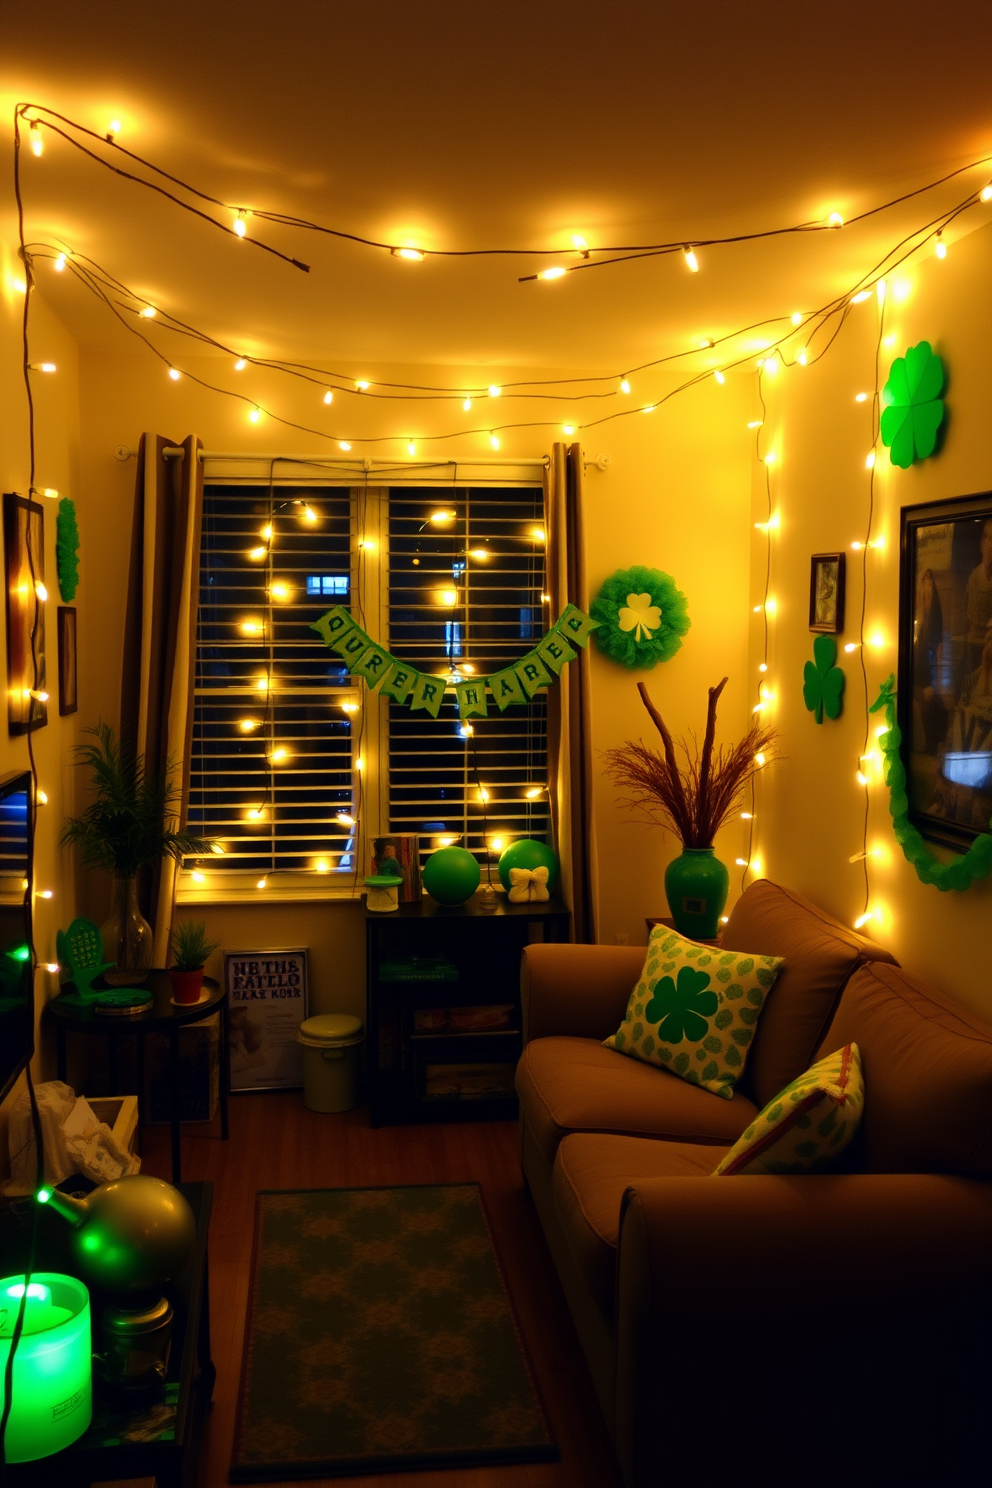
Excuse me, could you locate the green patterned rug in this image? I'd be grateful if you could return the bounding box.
[230,1183,558,1480]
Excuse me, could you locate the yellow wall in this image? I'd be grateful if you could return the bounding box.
[748,218,992,1019]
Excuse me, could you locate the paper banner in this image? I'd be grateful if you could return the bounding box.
[313,605,599,720]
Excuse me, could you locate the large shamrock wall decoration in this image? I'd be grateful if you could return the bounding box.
[645,965,718,1043]
[591,564,690,669]
[880,341,945,469]
[803,634,845,723]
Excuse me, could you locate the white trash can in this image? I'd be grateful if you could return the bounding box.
[298,1014,364,1113]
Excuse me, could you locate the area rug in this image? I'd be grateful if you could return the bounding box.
[229,1183,559,1480]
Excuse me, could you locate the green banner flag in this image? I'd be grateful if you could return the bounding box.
[537,630,576,675]
[557,603,599,648]
[515,652,554,699]
[331,625,373,664]
[310,605,355,647]
[350,642,393,687]
[378,662,419,704]
[454,679,489,720]
[489,666,528,712]
[410,672,446,718]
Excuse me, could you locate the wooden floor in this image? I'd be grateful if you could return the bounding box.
[140,1097,622,1488]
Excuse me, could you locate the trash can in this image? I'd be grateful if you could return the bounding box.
[298,1014,364,1113]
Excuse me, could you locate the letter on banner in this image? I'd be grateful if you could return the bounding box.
[311,606,355,647]
[537,630,576,675]
[515,652,554,699]
[556,604,599,648]
[489,666,527,712]
[379,663,419,704]
[454,680,488,720]
[331,626,372,663]
[350,643,393,686]
[410,673,445,719]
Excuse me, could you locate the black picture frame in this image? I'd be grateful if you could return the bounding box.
[58,606,77,715]
[3,492,47,735]
[899,491,992,851]
[808,552,846,633]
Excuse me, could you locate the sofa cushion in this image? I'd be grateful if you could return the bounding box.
[604,926,782,1099]
[714,1043,864,1175]
[553,1133,727,1310]
[721,879,897,1108]
[814,962,992,1177]
[516,1036,758,1166]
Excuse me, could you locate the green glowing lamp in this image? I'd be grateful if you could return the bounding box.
[0,1272,92,1462]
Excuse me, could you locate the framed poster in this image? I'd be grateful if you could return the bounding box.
[224,947,309,1091]
[808,552,846,634]
[3,493,47,735]
[58,606,77,715]
[899,492,992,850]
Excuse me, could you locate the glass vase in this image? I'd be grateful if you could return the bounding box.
[101,875,154,985]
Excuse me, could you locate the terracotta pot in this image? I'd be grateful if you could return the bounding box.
[168,968,205,1004]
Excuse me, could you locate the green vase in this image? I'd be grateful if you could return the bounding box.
[664,847,729,940]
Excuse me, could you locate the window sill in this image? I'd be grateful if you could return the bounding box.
[176,879,366,907]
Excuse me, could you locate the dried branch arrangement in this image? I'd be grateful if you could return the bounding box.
[602,678,776,849]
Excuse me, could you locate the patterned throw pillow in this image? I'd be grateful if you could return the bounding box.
[713,1043,863,1175]
[603,926,783,1101]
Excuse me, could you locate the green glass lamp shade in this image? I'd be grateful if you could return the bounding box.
[0,1273,92,1462]
[422,846,481,905]
[38,1175,196,1296]
[497,839,559,893]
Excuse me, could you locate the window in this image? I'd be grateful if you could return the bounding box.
[186,479,549,892]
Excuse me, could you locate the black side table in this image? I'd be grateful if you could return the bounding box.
[47,972,230,1184]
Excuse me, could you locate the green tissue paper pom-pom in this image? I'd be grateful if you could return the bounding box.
[590,565,690,670]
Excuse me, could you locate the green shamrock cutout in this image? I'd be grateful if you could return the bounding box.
[644,965,718,1043]
[803,634,844,723]
[880,341,945,469]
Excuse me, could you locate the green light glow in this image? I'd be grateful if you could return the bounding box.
[36,1187,53,1205]
[8,945,30,963]
[0,1272,92,1462]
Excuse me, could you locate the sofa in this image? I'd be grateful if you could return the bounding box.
[516,880,992,1487]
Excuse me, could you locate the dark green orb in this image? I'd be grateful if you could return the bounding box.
[422,846,481,905]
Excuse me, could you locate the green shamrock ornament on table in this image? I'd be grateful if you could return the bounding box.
[645,965,718,1043]
[803,634,845,723]
[880,341,945,469]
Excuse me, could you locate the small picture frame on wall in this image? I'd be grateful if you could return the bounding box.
[808,552,846,634]
[3,492,47,735]
[58,607,77,715]
[899,491,992,850]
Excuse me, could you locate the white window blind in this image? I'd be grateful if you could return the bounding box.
[386,486,551,862]
[188,484,358,876]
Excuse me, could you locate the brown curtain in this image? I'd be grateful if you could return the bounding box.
[545,442,599,942]
[121,433,204,963]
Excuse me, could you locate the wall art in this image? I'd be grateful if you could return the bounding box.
[898,490,992,849]
[58,606,77,715]
[225,947,309,1091]
[3,492,47,735]
[590,565,690,669]
[808,552,846,633]
[880,340,946,469]
[803,635,845,723]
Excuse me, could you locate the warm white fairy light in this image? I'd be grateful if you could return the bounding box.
[714,370,726,385]
[235,357,247,370]
[35,581,48,601]
[828,211,844,227]
[747,419,762,429]
[238,718,261,732]
[336,812,356,828]
[683,246,699,272]
[538,266,567,281]
[488,385,501,397]
[240,619,264,635]
[269,583,291,602]
[249,407,262,423]
[790,311,802,326]
[314,858,331,873]
[407,440,417,455]
[323,390,333,404]
[854,910,874,929]
[850,289,872,305]
[268,747,289,764]
[28,362,57,372]
[462,397,472,411]
[338,441,351,451]
[256,877,268,889]
[489,433,500,450]
[168,367,180,380]
[865,450,876,469]
[619,377,631,394]
[36,790,48,805]
[855,391,868,402]
[54,254,66,271]
[340,701,359,714]
[392,246,425,261]
[935,232,947,260]
[29,120,43,156]
[355,380,370,391]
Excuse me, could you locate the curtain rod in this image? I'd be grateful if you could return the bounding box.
[158,448,548,469]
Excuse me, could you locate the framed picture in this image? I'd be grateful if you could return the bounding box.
[808,552,846,633]
[899,492,992,850]
[58,607,77,715]
[224,947,309,1091]
[3,493,47,735]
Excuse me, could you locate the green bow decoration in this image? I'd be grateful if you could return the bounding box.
[311,603,599,719]
[803,635,845,723]
[879,341,945,470]
[870,675,992,891]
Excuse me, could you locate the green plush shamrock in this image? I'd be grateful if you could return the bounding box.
[591,565,690,670]
[880,341,945,470]
[644,966,718,1043]
[803,634,844,723]
[56,498,80,601]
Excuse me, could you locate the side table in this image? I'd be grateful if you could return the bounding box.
[47,972,229,1185]
[645,915,722,948]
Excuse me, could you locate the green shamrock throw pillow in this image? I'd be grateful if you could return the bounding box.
[604,926,783,1100]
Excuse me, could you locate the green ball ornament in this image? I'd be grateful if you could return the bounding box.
[497,839,559,893]
[422,846,481,905]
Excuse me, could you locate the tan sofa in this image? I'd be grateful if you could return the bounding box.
[516,880,992,1487]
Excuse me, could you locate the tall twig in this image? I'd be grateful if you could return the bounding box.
[698,676,728,842]
[637,682,690,833]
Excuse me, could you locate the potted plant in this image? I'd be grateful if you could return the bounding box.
[61,723,214,983]
[167,921,220,1005]
[603,678,775,939]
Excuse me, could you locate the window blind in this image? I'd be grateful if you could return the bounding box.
[188,485,357,875]
[386,486,551,863]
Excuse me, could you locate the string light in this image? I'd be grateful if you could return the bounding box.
[35,582,47,601]
[191,870,206,884]
[392,247,424,261]
[235,357,247,370]
[44,963,59,974]
[714,370,726,385]
[340,701,359,714]
[336,812,357,828]
[538,266,567,281]
[355,380,370,391]
[462,397,472,411]
[935,231,947,259]
[488,385,501,398]
[850,289,872,304]
[747,420,763,429]
[865,450,876,469]
[107,119,122,139]
[36,790,48,805]
[489,434,500,450]
[256,877,268,890]
[855,391,869,402]
[168,367,180,381]
[29,120,43,156]
[28,362,56,372]
[240,619,264,635]
[828,211,844,227]
[459,723,474,738]
[238,718,261,732]
[407,440,417,455]
[854,910,874,929]
[562,424,576,435]
[530,526,546,543]
[314,858,331,873]
[358,537,375,550]
[477,786,490,803]
[790,311,802,326]
[299,503,318,524]
[36,889,53,900]
[982,185,992,202]
[54,253,65,271]
[683,246,699,273]
[210,843,227,855]
[619,377,631,394]
[249,407,262,423]
[437,587,458,606]
[260,524,273,540]
[268,747,289,764]
[795,349,807,366]
[323,390,333,404]
[338,441,352,451]
[268,583,291,602]
[525,786,544,799]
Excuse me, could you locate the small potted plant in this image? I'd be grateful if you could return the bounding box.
[167,921,220,1005]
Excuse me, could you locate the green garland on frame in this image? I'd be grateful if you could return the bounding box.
[56,497,80,601]
[870,674,992,891]
[590,565,690,669]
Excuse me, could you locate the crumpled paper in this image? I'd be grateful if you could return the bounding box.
[6,1080,140,1195]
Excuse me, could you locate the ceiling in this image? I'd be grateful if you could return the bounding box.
[4,0,992,408]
